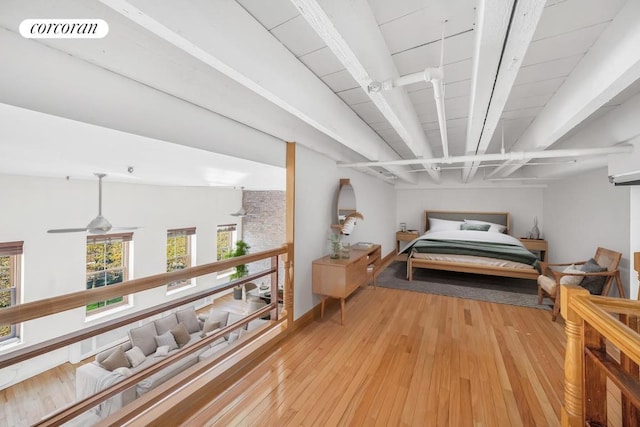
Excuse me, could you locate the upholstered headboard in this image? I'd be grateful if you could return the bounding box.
[424,210,511,234]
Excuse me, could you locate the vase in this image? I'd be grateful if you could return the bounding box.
[530,217,540,240]
[330,239,341,259]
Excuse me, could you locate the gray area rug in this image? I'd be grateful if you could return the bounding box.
[377,261,550,311]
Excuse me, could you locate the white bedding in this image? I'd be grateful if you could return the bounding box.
[406,229,524,249]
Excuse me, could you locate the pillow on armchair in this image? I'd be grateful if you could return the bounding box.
[579,258,607,294]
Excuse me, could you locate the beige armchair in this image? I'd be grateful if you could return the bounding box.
[537,247,624,321]
[243,282,258,301]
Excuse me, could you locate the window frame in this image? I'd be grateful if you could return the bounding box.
[85,233,132,315]
[0,241,23,344]
[166,227,196,292]
[216,224,237,279]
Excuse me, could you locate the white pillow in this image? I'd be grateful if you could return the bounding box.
[428,218,464,232]
[560,264,584,286]
[153,345,170,357]
[154,331,179,351]
[125,346,146,368]
[464,219,507,233]
[113,367,133,377]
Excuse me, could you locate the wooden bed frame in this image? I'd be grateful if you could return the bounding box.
[407,210,540,281]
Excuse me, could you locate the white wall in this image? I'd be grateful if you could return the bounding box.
[293,145,396,320]
[0,174,243,388]
[629,187,640,299]
[543,168,631,297]
[395,187,544,238]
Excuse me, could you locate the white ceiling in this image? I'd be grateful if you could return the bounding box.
[1,0,640,188]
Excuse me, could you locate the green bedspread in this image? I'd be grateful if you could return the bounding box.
[410,239,541,272]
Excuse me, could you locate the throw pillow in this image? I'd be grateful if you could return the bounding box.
[559,264,585,286]
[428,218,464,232]
[580,258,607,295]
[154,345,170,357]
[200,320,221,338]
[128,322,159,356]
[154,314,178,336]
[206,309,230,328]
[170,322,191,348]
[99,345,131,371]
[464,219,507,233]
[154,331,179,351]
[176,307,200,334]
[460,223,491,232]
[125,346,146,368]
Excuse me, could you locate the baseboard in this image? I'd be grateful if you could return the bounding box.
[379,249,397,271]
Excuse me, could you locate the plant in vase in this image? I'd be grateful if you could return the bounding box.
[329,234,341,259]
[225,240,251,299]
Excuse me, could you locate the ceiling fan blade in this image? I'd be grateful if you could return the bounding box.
[47,228,89,234]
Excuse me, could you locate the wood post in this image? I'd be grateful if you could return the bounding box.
[561,285,589,427]
[584,322,607,425]
[620,314,640,427]
[281,243,294,329]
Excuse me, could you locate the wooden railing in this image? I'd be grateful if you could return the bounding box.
[561,252,640,427]
[0,243,293,426]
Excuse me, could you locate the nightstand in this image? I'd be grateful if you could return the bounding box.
[396,231,419,253]
[519,238,548,262]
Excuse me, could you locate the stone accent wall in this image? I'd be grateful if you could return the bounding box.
[242,190,285,287]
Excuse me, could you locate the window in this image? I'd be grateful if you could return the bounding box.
[217,224,237,277]
[166,227,195,291]
[86,233,132,313]
[0,241,23,343]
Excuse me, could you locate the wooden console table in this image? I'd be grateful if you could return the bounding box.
[312,244,381,325]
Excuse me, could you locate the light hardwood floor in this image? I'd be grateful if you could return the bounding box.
[1,287,567,426]
[188,286,567,426]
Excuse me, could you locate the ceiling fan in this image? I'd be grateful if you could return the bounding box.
[47,173,138,235]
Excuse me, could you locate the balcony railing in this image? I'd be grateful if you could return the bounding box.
[561,252,640,427]
[0,243,293,426]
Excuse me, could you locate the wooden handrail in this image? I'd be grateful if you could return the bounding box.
[561,283,640,427]
[0,243,294,426]
[0,268,274,369]
[36,306,277,427]
[0,246,286,325]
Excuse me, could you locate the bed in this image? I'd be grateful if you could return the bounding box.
[402,210,541,281]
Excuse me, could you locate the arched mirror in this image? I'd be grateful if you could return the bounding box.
[337,178,356,224]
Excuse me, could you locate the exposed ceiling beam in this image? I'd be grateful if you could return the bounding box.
[508,91,640,179]
[289,0,440,181]
[338,145,632,168]
[462,0,514,179]
[496,0,640,178]
[99,0,417,183]
[462,0,546,183]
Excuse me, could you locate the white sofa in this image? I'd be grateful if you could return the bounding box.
[76,307,265,418]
